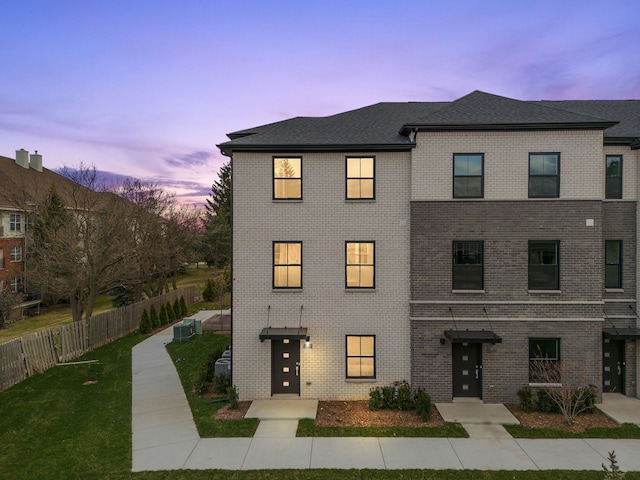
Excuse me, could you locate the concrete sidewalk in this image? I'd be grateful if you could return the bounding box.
[132,323,640,472]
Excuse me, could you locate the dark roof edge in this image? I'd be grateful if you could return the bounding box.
[605,137,640,148]
[217,143,415,155]
[400,121,618,135]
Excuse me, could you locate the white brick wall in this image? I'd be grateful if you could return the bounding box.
[412,130,604,200]
[232,151,411,400]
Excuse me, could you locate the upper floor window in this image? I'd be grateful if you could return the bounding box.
[529,338,560,382]
[605,240,622,289]
[606,155,622,199]
[453,241,483,290]
[10,214,21,231]
[346,157,375,199]
[345,241,374,288]
[10,246,22,262]
[453,154,483,198]
[528,241,559,290]
[273,242,302,288]
[346,335,375,378]
[0,248,3,269]
[529,153,559,198]
[273,157,302,200]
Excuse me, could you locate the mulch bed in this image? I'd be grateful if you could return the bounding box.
[505,403,620,433]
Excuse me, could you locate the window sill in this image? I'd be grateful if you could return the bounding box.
[452,289,485,294]
[346,378,377,383]
[272,288,303,293]
[528,290,562,294]
[345,288,376,292]
[346,198,376,202]
[605,288,624,293]
[529,382,562,388]
[272,199,303,203]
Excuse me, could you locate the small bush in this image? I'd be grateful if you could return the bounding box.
[214,373,230,393]
[369,387,383,411]
[166,301,176,322]
[414,388,432,422]
[396,383,413,411]
[173,298,181,319]
[227,385,239,409]
[180,296,188,316]
[149,305,160,330]
[139,308,151,334]
[159,304,168,326]
[381,386,396,409]
[536,388,561,413]
[577,386,597,413]
[202,278,215,301]
[517,386,535,412]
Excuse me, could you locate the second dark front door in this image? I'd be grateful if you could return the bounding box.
[452,343,482,398]
[271,338,301,395]
[603,338,625,394]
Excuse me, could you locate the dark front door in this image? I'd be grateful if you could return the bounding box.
[452,343,482,398]
[603,338,625,394]
[271,339,301,395]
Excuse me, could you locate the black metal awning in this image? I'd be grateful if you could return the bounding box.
[603,328,640,340]
[259,327,308,341]
[444,329,502,344]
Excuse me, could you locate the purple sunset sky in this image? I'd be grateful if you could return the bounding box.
[1,0,639,206]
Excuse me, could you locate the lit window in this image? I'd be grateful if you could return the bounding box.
[273,242,302,288]
[346,157,375,199]
[453,241,483,290]
[345,242,374,288]
[529,153,559,198]
[10,246,22,262]
[273,157,302,199]
[453,154,483,198]
[606,156,622,199]
[346,335,375,378]
[528,241,559,290]
[605,240,622,289]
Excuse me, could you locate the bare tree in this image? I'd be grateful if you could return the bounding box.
[529,355,596,425]
[0,291,23,328]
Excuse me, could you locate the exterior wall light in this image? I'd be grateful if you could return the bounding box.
[304,337,312,349]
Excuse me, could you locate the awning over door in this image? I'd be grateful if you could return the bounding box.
[603,328,640,340]
[444,329,502,344]
[259,327,308,341]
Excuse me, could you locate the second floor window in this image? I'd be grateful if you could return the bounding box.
[10,246,22,262]
[273,157,302,199]
[10,213,21,231]
[606,155,622,199]
[453,241,483,290]
[453,154,483,198]
[528,241,559,290]
[346,157,375,199]
[529,153,559,198]
[273,242,302,288]
[346,242,375,288]
[605,240,622,289]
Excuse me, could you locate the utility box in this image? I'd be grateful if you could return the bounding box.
[173,323,195,342]
[182,317,202,334]
[214,358,231,376]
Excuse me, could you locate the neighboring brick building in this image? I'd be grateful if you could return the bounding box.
[218,91,640,402]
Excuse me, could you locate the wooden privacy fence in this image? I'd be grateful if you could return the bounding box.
[0,286,195,392]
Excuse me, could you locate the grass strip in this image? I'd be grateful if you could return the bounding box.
[166,331,259,437]
[297,418,468,437]
[506,422,640,438]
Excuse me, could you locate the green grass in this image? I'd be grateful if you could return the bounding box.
[297,418,468,438]
[166,331,258,437]
[506,422,640,438]
[1,331,640,479]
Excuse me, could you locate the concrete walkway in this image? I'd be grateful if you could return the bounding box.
[132,321,640,472]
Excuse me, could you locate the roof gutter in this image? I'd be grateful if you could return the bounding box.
[399,121,618,135]
[216,143,416,156]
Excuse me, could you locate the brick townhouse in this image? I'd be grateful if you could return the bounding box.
[218,91,640,403]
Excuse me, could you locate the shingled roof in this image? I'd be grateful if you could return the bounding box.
[218,91,640,154]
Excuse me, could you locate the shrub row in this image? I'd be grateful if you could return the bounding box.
[517,385,597,414]
[369,382,432,421]
[139,296,188,334]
